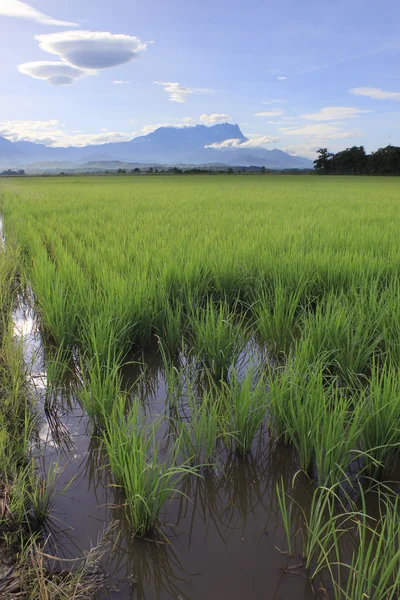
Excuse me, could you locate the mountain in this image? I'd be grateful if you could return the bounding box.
[0,124,313,170]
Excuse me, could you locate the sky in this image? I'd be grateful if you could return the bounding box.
[1,0,400,158]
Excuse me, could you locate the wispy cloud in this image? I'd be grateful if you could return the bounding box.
[262,99,287,105]
[255,109,284,117]
[349,87,400,101]
[155,81,193,103]
[300,106,372,121]
[277,76,287,80]
[112,80,131,85]
[280,122,361,140]
[0,0,77,26]
[154,81,212,103]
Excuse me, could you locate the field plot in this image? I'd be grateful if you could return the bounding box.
[2,174,400,599]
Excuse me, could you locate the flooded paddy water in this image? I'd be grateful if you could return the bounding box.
[14,301,326,600]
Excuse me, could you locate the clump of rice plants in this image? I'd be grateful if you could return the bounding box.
[356,362,400,478]
[254,278,305,358]
[156,297,184,356]
[301,293,381,384]
[219,369,267,455]
[189,299,246,380]
[268,348,361,485]
[103,397,198,536]
[172,389,222,466]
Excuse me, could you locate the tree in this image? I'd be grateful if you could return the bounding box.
[314,148,333,173]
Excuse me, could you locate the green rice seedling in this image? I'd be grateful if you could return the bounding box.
[219,369,267,455]
[158,337,185,409]
[189,299,246,380]
[276,477,294,555]
[28,247,78,347]
[172,389,222,466]
[355,363,400,478]
[302,293,381,384]
[313,391,363,487]
[268,350,330,474]
[275,480,355,578]
[78,343,124,425]
[103,397,198,536]
[156,297,184,356]
[333,490,400,600]
[254,278,306,358]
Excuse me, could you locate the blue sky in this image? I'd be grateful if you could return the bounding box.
[1,0,400,158]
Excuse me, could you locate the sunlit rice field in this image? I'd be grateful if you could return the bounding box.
[2,174,400,599]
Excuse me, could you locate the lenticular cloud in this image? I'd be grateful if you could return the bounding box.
[35,31,147,70]
[18,61,92,86]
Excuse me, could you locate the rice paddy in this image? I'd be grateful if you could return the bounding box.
[1,173,400,598]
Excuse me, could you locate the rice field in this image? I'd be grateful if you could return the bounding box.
[2,174,400,599]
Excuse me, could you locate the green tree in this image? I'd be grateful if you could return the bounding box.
[314,148,333,173]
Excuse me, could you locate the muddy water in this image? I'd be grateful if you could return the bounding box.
[14,307,323,600]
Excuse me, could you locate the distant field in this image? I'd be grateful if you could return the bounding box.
[3,174,400,598]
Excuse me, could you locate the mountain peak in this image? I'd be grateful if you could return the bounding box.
[0,124,312,170]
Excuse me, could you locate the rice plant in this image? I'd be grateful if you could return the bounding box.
[220,369,268,455]
[189,299,246,380]
[103,397,198,536]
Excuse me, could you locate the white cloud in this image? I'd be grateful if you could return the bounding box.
[262,99,287,105]
[0,119,137,146]
[138,119,195,135]
[155,81,193,103]
[349,87,400,101]
[206,135,279,149]
[281,144,321,159]
[200,113,231,125]
[280,123,361,139]
[35,31,147,70]
[277,76,287,80]
[18,61,92,86]
[267,120,296,124]
[155,81,213,103]
[112,80,131,84]
[300,106,372,121]
[0,0,77,26]
[255,110,284,117]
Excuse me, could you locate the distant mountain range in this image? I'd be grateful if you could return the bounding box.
[0,123,313,171]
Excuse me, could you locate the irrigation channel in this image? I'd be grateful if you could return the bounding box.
[13,293,338,600]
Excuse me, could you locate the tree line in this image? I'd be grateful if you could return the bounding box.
[314,145,400,175]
